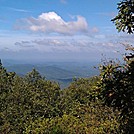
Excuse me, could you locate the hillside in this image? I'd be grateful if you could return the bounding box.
[4,61,99,88]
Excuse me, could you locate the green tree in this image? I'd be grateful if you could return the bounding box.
[0,60,16,133]
[112,0,134,34]
[25,68,42,84]
[99,59,134,133]
[25,77,119,134]
[98,0,134,133]
[0,65,61,133]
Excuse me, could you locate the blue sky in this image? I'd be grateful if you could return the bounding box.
[0,0,133,61]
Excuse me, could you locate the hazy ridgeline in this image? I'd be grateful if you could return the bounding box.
[3,59,99,88]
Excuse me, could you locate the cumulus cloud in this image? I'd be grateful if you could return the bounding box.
[15,12,90,35]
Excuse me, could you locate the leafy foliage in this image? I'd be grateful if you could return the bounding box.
[97,0,134,133]
[0,62,119,133]
[25,77,119,134]
[111,0,134,34]
[98,50,134,133]
[0,65,61,133]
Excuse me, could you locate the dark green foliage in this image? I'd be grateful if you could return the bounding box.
[0,65,61,133]
[0,62,119,133]
[58,77,100,114]
[98,55,134,133]
[99,0,134,133]
[111,0,134,34]
[25,68,43,83]
[25,77,119,134]
[97,0,134,133]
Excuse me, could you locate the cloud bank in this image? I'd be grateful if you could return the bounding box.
[1,32,132,61]
[16,12,89,35]
[12,37,125,54]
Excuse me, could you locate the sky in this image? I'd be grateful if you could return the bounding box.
[0,0,134,62]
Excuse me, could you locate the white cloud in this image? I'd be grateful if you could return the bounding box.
[12,37,125,54]
[16,12,89,35]
[1,32,130,60]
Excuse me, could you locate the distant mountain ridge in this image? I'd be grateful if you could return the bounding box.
[3,61,99,88]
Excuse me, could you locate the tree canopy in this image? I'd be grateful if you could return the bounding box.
[112,0,134,34]
[98,0,134,133]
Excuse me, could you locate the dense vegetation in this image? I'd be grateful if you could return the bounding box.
[1,54,133,134]
[0,0,134,133]
[0,64,120,133]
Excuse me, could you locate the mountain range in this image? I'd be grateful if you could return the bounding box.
[3,60,99,88]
